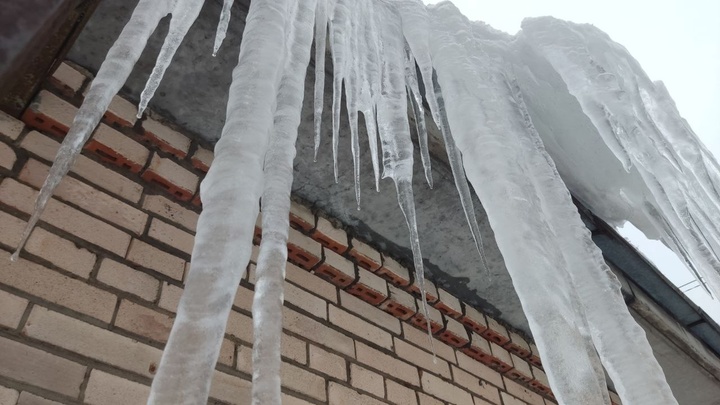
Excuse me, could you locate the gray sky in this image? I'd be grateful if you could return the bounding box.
[423,0,720,319]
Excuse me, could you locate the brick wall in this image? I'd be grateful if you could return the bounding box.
[0,62,621,405]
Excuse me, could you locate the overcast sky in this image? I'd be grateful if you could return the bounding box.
[422,0,720,319]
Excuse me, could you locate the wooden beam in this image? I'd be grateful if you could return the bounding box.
[0,0,100,117]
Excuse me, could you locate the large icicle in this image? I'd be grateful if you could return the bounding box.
[213,0,235,56]
[522,17,720,299]
[252,0,316,403]
[426,4,610,403]
[507,75,677,404]
[147,0,295,402]
[312,0,328,161]
[404,47,433,188]
[11,0,173,262]
[137,0,205,117]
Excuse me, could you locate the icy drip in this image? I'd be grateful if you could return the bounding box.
[213,0,235,56]
[399,2,489,270]
[522,17,720,299]
[328,0,349,182]
[10,0,173,262]
[137,0,205,117]
[252,0,316,403]
[147,0,294,402]
[426,4,610,403]
[405,48,433,188]
[312,0,327,161]
[507,76,677,404]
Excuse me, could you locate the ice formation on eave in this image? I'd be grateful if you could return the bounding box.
[12,0,719,404]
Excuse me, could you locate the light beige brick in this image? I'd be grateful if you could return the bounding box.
[489,342,513,369]
[0,289,28,328]
[504,378,544,405]
[328,382,385,405]
[115,300,174,343]
[329,305,392,349]
[440,316,470,347]
[24,306,162,378]
[148,217,194,255]
[282,362,326,401]
[348,266,388,304]
[418,393,444,405]
[421,371,473,405]
[485,317,510,345]
[142,154,198,199]
[159,282,183,312]
[500,393,526,405]
[17,391,64,405]
[387,379,418,405]
[29,90,77,130]
[0,336,86,397]
[25,227,96,277]
[348,237,382,271]
[285,282,326,319]
[143,118,191,157]
[435,288,462,318]
[0,178,131,256]
[0,110,24,140]
[452,366,501,404]
[233,284,254,311]
[51,62,85,92]
[340,290,401,334]
[381,283,418,321]
[456,352,503,388]
[313,217,348,253]
[0,385,19,405]
[191,146,213,171]
[351,363,385,397]
[283,307,354,357]
[219,339,235,367]
[209,371,251,405]
[85,369,149,405]
[286,227,322,269]
[395,338,451,378]
[0,252,116,322]
[356,342,419,386]
[510,353,532,380]
[474,396,495,405]
[106,95,138,127]
[410,278,438,303]
[402,323,457,364]
[90,124,150,168]
[286,262,336,303]
[21,131,143,202]
[309,345,347,380]
[126,239,185,280]
[226,310,253,344]
[142,194,198,232]
[282,333,307,364]
[462,305,488,335]
[289,199,314,231]
[19,159,148,234]
[97,259,160,301]
[0,143,15,170]
[282,393,314,405]
[235,344,252,374]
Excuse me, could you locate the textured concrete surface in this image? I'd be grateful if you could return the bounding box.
[67,0,525,332]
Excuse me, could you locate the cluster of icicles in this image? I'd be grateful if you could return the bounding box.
[15,0,719,403]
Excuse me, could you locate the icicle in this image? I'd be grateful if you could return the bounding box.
[213,0,235,56]
[399,1,489,271]
[312,0,328,161]
[137,0,205,118]
[148,0,295,402]
[11,0,172,262]
[252,0,316,403]
[345,7,362,208]
[328,0,350,182]
[506,75,677,404]
[404,47,433,188]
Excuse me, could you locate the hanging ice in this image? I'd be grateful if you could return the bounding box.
[213,0,235,56]
[16,0,720,404]
[11,0,174,262]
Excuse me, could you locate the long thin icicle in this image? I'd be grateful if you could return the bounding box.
[252,0,316,403]
[11,0,172,262]
[147,0,294,402]
[312,0,328,161]
[328,0,350,182]
[404,47,433,188]
[213,0,235,56]
[137,0,205,117]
